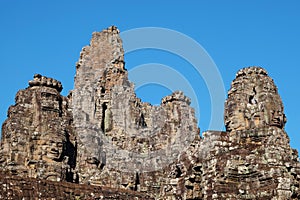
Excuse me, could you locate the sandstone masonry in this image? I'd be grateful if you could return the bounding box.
[0,26,299,199]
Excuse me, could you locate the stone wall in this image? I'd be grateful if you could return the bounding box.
[0,171,153,199]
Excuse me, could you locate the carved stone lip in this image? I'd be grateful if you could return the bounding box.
[50,148,59,153]
[48,148,60,158]
[270,120,282,128]
[27,160,38,165]
[8,162,16,166]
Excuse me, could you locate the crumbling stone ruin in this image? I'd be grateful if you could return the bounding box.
[0,74,76,182]
[0,26,299,199]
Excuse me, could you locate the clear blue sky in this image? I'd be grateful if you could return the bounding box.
[1,1,299,152]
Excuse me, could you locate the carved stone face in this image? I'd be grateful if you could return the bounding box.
[228,111,246,131]
[269,110,286,128]
[46,138,64,161]
[40,91,60,112]
[225,67,286,131]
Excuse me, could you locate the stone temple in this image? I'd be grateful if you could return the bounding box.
[0,26,299,199]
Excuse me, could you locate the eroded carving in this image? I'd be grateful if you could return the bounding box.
[225,67,286,131]
[0,27,299,200]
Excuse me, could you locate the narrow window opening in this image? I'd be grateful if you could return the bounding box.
[101,103,108,132]
[139,113,147,128]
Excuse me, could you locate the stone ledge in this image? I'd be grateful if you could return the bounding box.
[28,74,63,92]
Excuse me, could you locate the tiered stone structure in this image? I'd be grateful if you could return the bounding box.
[0,74,76,182]
[0,26,299,199]
[73,26,198,197]
[198,67,300,199]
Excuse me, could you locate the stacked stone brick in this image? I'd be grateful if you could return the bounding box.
[0,74,76,183]
[0,26,299,199]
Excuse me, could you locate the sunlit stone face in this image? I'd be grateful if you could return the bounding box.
[36,89,65,162]
[225,67,286,131]
[46,138,64,161]
[268,104,286,129]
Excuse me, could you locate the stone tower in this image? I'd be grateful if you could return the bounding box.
[199,67,300,199]
[0,74,76,182]
[224,67,286,131]
[72,26,199,195]
[0,26,299,199]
